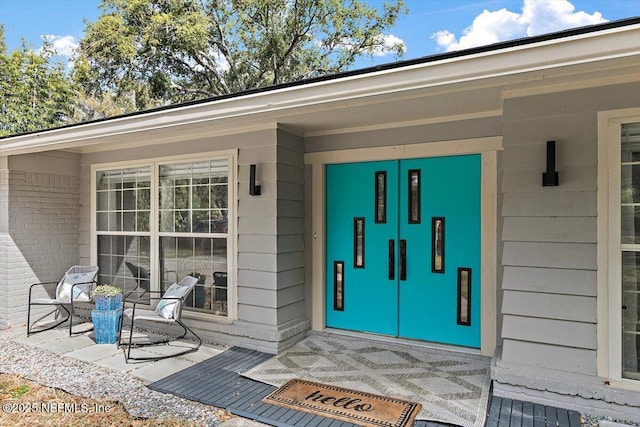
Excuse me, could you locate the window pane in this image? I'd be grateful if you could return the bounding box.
[95,166,151,233]
[96,171,109,191]
[97,212,108,231]
[109,170,122,189]
[160,236,228,316]
[621,122,640,163]
[97,191,108,211]
[160,210,174,232]
[159,185,174,209]
[192,186,209,208]
[375,171,387,224]
[176,210,190,232]
[409,169,421,224]
[211,185,228,209]
[108,212,120,232]
[136,188,150,210]
[136,211,150,232]
[123,212,135,231]
[457,268,471,326]
[622,251,640,379]
[97,235,150,299]
[159,165,175,186]
[622,206,640,244]
[621,165,640,204]
[175,186,189,208]
[192,210,209,232]
[158,160,229,235]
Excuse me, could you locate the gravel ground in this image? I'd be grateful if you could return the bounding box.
[582,415,640,427]
[0,336,221,426]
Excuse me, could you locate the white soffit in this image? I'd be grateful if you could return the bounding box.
[0,22,638,155]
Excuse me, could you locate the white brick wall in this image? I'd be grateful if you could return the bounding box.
[1,168,10,329]
[0,168,80,328]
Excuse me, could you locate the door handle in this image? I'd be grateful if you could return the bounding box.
[400,239,407,281]
[388,240,395,280]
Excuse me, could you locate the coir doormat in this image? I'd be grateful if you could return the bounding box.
[263,378,421,427]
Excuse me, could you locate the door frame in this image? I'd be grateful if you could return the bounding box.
[304,136,503,356]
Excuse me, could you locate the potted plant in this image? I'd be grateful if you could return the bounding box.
[93,284,123,311]
[92,284,123,344]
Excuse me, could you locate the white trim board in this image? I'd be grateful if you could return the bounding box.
[305,136,502,357]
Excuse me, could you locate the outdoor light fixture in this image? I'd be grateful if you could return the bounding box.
[542,140,559,187]
[249,164,261,196]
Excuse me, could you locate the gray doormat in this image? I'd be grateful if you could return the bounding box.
[242,334,491,427]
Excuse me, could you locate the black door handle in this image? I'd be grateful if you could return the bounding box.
[388,240,395,280]
[400,239,407,281]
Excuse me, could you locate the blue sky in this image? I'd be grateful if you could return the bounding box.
[1,0,638,68]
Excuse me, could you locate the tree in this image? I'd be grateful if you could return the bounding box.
[75,0,407,115]
[0,25,77,136]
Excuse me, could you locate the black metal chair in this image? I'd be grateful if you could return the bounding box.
[117,275,201,362]
[27,265,99,336]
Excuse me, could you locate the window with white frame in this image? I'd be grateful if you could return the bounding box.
[95,157,232,317]
[621,122,640,380]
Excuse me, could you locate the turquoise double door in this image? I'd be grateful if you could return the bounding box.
[326,155,481,348]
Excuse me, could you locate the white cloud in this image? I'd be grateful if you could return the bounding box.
[370,34,407,57]
[432,0,607,52]
[40,34,79,57]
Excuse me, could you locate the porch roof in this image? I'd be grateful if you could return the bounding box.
[1,17,639,156]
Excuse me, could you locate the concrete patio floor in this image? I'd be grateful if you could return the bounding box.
[3,322,226,384]
[1,322,268,426]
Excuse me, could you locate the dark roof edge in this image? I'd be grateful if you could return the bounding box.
[3,16,639,141]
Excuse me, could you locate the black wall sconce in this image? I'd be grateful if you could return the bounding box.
[542,140,559,187]
[249,164,261,196]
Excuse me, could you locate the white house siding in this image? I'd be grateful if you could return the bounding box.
[494,81,640,419]
[78,127,308,353]
[0,152,81,328]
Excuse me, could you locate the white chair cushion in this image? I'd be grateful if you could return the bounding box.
[155,282,190,319]
[57,271,95,301]
[124,308,175,323]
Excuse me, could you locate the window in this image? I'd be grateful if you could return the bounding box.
[158,160,229,315]
[94,156,233,317]
[599,110,640,385]
[621,122,640,380]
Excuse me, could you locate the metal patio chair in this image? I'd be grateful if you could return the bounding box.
[117,275,201,362]
[27,265,99,336]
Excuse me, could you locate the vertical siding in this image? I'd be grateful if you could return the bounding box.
[499,82,640,375]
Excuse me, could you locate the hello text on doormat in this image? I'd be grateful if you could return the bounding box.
[262,378,422,427]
